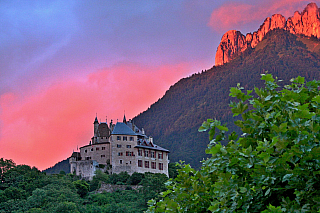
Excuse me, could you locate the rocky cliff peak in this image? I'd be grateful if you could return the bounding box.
[215,2,320,66]
[215,30,247,66]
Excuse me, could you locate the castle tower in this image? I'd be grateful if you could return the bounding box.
[94,116,99,137]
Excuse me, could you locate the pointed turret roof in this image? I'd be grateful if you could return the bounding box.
[94,116,99,124]
[123,114,127,124]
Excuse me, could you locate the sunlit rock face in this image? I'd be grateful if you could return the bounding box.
[215,3,320,66]
[286,3,320,38]
[215,30,247,66]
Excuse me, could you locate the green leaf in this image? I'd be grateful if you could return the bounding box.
[312,95,320,103]
[230,87,242,97]
[259,152,270,163]
[282,174,293,182]
[209,128,216,141]
[261,73,275,82]
[265,188,271,196]
[292,76,305,84]
[239,187,247,193]
[216,125,228,132]
[206,143,222,155]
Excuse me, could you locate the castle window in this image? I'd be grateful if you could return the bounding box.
[96,147,99,151]
[138,160,142,167]
[120,160,122,164]
[145,161,149,168]
[151,151,155,158]
[123,136,127,141]
[91,148,93,151]
[159,163,163,170]
[126,145,131,148]
[144,150,149,157]
[102,147,105,150]
[85,150,87,153]
[117,136,121,140]
[117,144,121,148]
[118,152,123,156]
[138,149,142,156]
[130,137,134,141]
[151,162,156,169]
[130,161,131,164]
[126,151,133,156]
[158,153,163,159]
[101,155,105,158]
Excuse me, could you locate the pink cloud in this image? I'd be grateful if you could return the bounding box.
[0,62,190,170]
[208,0,316,32]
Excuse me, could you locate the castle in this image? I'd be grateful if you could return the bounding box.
[69,116,169,180]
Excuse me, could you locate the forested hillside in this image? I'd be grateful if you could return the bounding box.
[133,29,320,168]
[43,158,70,174]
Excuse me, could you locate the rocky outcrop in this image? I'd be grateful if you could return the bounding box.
[215,3,320,66]
[215,30,248,66]
[96,183,142,193]
[286,3,320,38]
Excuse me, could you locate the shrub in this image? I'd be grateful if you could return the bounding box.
[147,74,320,212]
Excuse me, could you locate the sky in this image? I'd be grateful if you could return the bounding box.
[0,0,318,170]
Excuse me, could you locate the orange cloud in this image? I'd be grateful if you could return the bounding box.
[0,62,190,170]
[208,0,315,32]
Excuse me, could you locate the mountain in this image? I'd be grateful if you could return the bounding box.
[43,158,70,174]
[133,29,320,169]
[215,3,320,66]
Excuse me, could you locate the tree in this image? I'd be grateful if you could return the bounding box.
[147,74,320,212]
[73,180,90,197]
[127,172,145,185]
[0,158,15,185]
[89,170,109,191]
[168,162,181,179]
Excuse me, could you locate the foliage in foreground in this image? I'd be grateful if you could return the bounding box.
[148,74,320,212]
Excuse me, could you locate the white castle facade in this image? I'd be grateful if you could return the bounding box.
[69,116,169,180]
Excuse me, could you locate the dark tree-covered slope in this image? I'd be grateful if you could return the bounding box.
[43,158,70,174]
[133,30,320,169]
